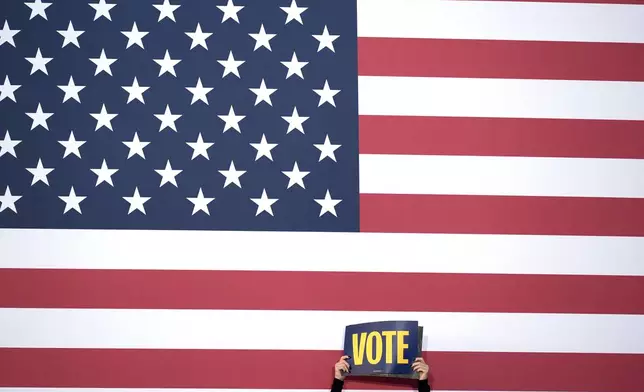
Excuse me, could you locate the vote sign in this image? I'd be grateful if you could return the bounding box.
[343,320,420,377]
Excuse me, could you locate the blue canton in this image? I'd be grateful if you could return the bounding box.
[0,0,359,232]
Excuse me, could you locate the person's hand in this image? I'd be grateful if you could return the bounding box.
[334,355,350,380]
[411,357,429,380]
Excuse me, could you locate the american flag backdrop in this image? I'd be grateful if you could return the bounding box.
[1,0,644,391]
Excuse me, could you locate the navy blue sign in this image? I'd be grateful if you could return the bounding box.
[343,320,420,377]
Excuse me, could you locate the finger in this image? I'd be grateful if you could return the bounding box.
[341,355,350,360]
[341,360,350,368]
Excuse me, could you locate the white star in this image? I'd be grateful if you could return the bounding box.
[26,158,54,186]
[155,160,182,187]
[89,0,116,21]
[313,80,340,107]
[59,186,86,214]
[25,0,52,20]
[0,186,21,213]
[249,79,276,106]
[0,21,20,47]
[249,24,276,51]
[57,76,85,103]
[314,134,341,162]
[186,23,211,50]
[186,77,213,105]
[282,162,309,189]
[217,0,243,23]
[89,49,117,76]
[250,188,278,216]
[58,21,84,48]
[26,103,53,131]
[218,105,245,133]
[313,25,339,52]
[122,132,149,159]
[217,51,244,78]
[282,106,308,134]
[153,0,180,22]
[90,104,118,131]
[280,52,307,79]
[25,48,52,75]
[58,130,85,158]
[250,134,277,161]
[187,133,213,160]
[122,77,149,104]
[0,130,21,158]
[154,104,181,132]
[187,188,215,215]
[91,159,118,186]
[315,189,341,217]
[123,187,150,215]
[0,76,20,102]
[154,50,181,77]
[280,0,307,25]
[121,22,148,49]
[218,160,246,188]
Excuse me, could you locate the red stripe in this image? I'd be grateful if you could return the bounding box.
[358,37,644,81]
[1,349,643,391]
[359,115,644,159]
[360,194,644,236]
[2,269,643,314]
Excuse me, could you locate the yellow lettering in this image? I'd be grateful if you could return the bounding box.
[352,332,367,365]
[396,330,409,364]
[381,331,396,363]
[366,331,382,364]
[353,329,412,366]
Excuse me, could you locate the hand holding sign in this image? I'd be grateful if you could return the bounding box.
[411,357,429,380]
[334,355,351,380]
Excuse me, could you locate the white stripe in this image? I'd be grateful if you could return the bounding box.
[1,229,643,276]
[358,76,644,121]
[357,0,644,43]
[359,154,644,198]
[2,308,643,354]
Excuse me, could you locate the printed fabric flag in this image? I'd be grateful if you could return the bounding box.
[1,0,644,391]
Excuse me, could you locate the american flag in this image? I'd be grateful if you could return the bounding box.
[0,0,643,391]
